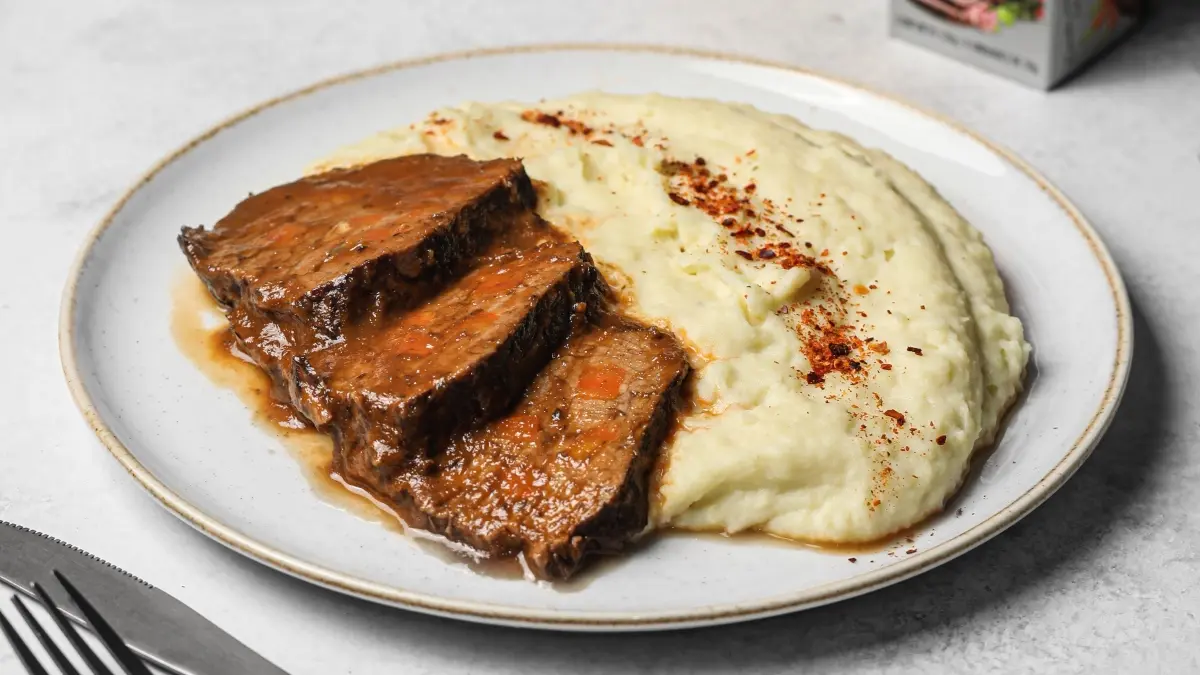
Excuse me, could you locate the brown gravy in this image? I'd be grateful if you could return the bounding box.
[172,269,927,576]
[171,272,339,489]
[171,270,526,580]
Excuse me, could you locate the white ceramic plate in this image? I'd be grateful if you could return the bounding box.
[61,45,1131,631]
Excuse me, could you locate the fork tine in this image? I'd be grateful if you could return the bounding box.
[0,605,50,675]
[30,581,113,675]
[53,571,152,675]
[12,596,81,675]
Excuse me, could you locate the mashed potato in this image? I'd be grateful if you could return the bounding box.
[313,93,1030,544]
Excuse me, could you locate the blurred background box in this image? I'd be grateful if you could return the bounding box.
[890,0,1144,88]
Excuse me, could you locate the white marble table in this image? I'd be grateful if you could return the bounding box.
[2,1,1198,672]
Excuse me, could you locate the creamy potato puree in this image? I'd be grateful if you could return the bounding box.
[313,93,1030,543]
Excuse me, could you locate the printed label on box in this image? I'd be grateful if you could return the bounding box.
[890,0,1142,89]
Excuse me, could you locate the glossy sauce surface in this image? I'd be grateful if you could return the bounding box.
[180,155,527,311]
[173,269,924,573]
[171,271,527,579]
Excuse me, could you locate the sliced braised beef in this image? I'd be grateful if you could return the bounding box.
[225,209,567,406]
[336,317,689,579]
[180,154,691,579]
[179,154,534,340]
[292,240,599,465]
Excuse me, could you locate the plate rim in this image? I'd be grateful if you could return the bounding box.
[58,43,1134,630]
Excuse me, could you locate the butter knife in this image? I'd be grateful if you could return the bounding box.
[0,520,288,675]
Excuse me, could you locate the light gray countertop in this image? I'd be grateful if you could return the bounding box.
[2,1,1198,672]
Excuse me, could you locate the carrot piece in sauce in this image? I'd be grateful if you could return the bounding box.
[458,311,500,334]
[577,364,626,400]
[395,330,435,356]
[474,269,522,294]
[267,222,307,244]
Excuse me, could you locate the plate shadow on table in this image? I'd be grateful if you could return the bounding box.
[176,289,1165,670]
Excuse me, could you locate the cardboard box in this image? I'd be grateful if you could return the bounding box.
[889,0,1144,89]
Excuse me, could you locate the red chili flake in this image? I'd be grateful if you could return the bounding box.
[778,242,792,249]
[662,160,746,219]
[492,130,509,141]
[631,136,645,147]
[819,249,830,257]
[936,435,947,445]
[806,372,825,385]
[907,346,924,356]
[559,119,590,134]
[521,110,561,128]
[796,307,865,383]
[880,363,893,371]
[884,409,906,426]
[568,120,593,135]
[591,139,613,147]
[920,305,926,310]
[695,156,707,166]
[869,284,878,290]
[660,157,835,281]
[746,149,757,156]
[906,548,917,555]
[668,193,690,207]
[848,557,858,563]
[745,182,758,193]
[735,250,754,260]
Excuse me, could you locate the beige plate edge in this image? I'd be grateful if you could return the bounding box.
[58,43,1134,631]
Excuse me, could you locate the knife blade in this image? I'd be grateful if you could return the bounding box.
[0,521,288,675]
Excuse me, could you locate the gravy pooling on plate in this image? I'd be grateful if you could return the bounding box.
[179,153,690,579]
[314,92,1030,544]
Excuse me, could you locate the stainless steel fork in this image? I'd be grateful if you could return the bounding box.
[0,570,152,675]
